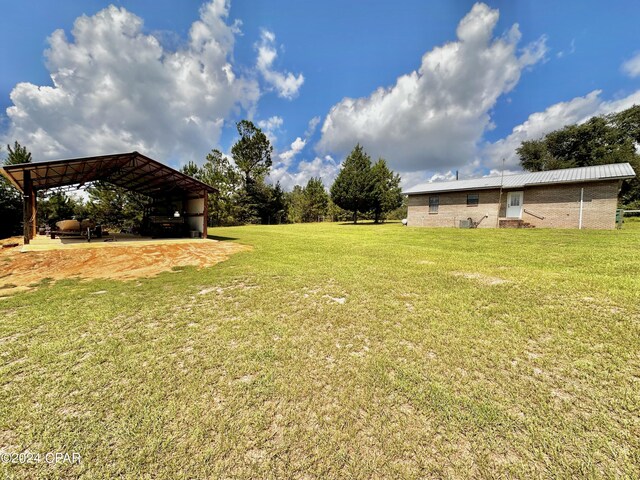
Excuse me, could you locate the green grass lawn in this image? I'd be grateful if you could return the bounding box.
[1,222,639,479]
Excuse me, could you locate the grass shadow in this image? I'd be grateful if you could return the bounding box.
[338,221,401,226]
[207,234,239,241]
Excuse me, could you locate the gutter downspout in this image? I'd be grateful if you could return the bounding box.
[578,187,584,230]
[496,158,505,228]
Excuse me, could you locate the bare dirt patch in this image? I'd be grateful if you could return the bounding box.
[0,240,250,293]
[451,271,509,286]
[323,294,346,304]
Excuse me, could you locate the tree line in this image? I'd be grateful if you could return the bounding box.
[0,121,405,238]
[179,120,404,226]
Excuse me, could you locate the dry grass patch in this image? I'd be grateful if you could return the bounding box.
[451,271,510,285]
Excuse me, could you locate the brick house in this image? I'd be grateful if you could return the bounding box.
[404,163,636,229]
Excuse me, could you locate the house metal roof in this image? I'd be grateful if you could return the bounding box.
[404,162,636,195]
[0,151,216,198]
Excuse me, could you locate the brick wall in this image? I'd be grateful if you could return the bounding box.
[516,181,621,229]
[407,180,621,229]
[407,190,501,228]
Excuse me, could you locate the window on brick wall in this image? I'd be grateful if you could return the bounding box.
[467,193,479,206]
[429,196,439,214]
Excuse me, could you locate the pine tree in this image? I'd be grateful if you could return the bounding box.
[370,159,403,223]
[286,185,306,223]
[303,177,329,222]
[230,120,273,223]
[1,141,32,238]
[85,182,148,231]
[268,182,287,224]
[232,120,272,187]
[330,144,374,223]
[5,141,32,165]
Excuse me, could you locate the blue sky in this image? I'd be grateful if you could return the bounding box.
[1,0,639,189]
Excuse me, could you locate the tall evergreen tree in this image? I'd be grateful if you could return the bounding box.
[327,198,350,222]
[202,149,242,226]
[180,161,201,179]
[267,182,287,224]
[38,192,85,227]
[180,151,243,226]
[6,141,33,165]
[370,159,403,223]
[232,120,273,187]
[85,182,149,231]
[609,105,640,144]
[230,120,273,223]
[303,177,329,222]
[0,141,32,238]
[286,185,306,223]
[330,144,374,223]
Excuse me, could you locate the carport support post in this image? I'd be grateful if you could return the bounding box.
[23,170,32,244]
[202,190,208,239]
[32,189,37,238]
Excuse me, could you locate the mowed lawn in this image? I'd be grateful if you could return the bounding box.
[1,222,639,479]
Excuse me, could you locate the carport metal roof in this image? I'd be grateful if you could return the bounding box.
[0,151,216,198]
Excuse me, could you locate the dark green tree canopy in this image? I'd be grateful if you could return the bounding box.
[228,120,276,224]
[180,161,201,179]
[231,120,273,185]
[304,177,329,222]
[268,181,287,224]
[201,150,242,226]
[184,133,285,226]
[38,191,86,227]
[85,182,149,231]
[371,159,403,223]
[286,185,306,223]
[1,141,32,238]
[610,105,640,144]
[284,178,330,223]
[6,141,32,165]
[330,144,374,222]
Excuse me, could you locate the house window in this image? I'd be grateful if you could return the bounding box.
[429,196,439,214]
[467,193,479,206]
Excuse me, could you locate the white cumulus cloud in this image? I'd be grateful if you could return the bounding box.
[270,155,339,190]
[622,52,640,78]
[257,115,284,144]
[2,0,260,162]
[267,114,330,189]
[305,116,321,137]
[256,30,304,100]
[278,137,306,166]
[484,89,640,169]
[316,2,547,174]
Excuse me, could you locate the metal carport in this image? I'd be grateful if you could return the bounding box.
[0,151,216,244]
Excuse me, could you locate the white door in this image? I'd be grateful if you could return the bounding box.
[506,191,523,218]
